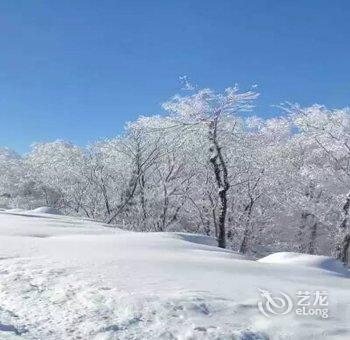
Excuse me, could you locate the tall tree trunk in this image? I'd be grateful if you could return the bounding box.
[217,188,228,248]
[308,220,318,255]
[337,192,350,266]
[139,174,147,230]
[158,183,168,232]
[239,228,250,254]
[297,212,318,255]
[338,234,350,266]
[107,174,139,224]
[208,119,229,249]
[100,180,111,216]
[297,212,308,253]
[240,198,254,254]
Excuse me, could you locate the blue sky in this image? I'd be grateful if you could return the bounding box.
[0,0,349,153]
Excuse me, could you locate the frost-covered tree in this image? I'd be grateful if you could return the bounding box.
[2,85,350,266]
[289,105,350,265]
[162,87,258,248]
[0,148,24,208]
[25,141,87,212]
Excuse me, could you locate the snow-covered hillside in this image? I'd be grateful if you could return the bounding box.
[0,210,349,339]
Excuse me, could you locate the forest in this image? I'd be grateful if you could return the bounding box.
[1,86,350,266]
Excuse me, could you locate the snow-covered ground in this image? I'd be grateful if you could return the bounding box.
[0,210,349,339]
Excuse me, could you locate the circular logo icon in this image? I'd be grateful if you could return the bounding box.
[257,288,293,318]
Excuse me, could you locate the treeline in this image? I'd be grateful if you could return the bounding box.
[1,86,350,265]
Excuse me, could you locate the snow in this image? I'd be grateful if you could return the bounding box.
[0,211,349,339]
[258,252,349,275]
[4,209,26,213]
[28,207,63,215]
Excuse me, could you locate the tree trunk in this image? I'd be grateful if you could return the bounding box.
[139,174,147,230]
[298,212,317,254]
[297,212,308,253]
[239,228,249,254]
[217,189,228,248]
[308,220,318,255]
[338,234,350,266]
[208,119,229,249]
[239,199,254,254]
[107,175,139,224]
[337,192,350,266]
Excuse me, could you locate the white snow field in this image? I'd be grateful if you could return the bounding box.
[0,211,349,339]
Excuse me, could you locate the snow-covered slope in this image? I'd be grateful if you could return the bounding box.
[0,211,349,339]
[28,207,63,215]
[258,252,349,275]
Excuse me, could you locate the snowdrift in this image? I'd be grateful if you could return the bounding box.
[258,252,349,275]
[5,206,63,215]
[0,211,349,339]
[29,206,63,215]
[4,208,26,213]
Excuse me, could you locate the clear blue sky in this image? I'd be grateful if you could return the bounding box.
[1,0,349,153]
